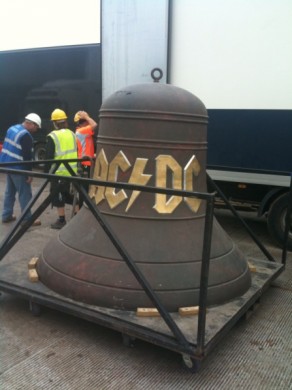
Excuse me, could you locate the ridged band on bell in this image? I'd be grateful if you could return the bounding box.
[37,80,251,311]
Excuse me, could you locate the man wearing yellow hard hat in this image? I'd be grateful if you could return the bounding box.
[45,108,78,229]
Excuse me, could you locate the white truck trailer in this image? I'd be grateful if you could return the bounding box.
[101,0,292,249]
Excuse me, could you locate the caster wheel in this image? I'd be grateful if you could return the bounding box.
[29,301,41,316]
[182,354,201,373]
[122,334,136,348]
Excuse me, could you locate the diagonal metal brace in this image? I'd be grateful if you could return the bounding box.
[71,176,193,354]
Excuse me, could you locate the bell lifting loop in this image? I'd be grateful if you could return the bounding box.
[151,68,163,83]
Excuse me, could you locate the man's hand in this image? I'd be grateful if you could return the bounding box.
[26,176,33,184]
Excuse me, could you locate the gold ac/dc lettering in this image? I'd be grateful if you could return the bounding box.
[89,149,201,213]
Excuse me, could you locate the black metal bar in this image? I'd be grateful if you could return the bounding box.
[196,196,214,356]
[0,279,192,356]
[0,176,63,260]
[0,192,55,260]
[65,161,194,350]
[281,174,292,265]
[0,164,63,261]
[0,167,214,200]
[0,177,51,256]
[0,158,90,168]
[73,180,193,353]
[57,162,216,352]
[0,158,287,365]
[0,160,214,354]
[207,173,276,263]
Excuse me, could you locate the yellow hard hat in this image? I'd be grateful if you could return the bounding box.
[51,108,67,121]
[74,113,81,123]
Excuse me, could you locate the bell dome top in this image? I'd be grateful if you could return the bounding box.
[100,68,208,120]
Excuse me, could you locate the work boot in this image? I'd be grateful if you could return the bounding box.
[20,219,41,228]
[32,219,41,227]
[2,215,16,223]
[51,219,66,230]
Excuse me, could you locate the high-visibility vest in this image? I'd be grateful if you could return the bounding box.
[76,125,95,166]
[0,124,32,170]
[48,129,78,176]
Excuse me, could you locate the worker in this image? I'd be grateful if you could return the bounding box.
[74,110,98,178]
[45,108,78,229]
[74,111,98,208]
[1,113,42,226]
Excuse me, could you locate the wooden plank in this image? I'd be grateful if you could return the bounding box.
[248,262,257,272]
[136,308,160,317]
[28,257,39,270]
[179,306,199,316]
[28,269,39,282]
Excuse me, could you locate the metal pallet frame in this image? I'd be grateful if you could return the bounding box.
[0,160,289,372]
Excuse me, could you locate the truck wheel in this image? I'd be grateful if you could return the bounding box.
[33,143,46,165]
[267,193,292,250]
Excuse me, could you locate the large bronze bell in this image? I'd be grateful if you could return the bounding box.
[37,72,251,311]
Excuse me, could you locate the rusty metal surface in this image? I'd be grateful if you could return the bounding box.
[0,175,291,389]
[38,81,251,309]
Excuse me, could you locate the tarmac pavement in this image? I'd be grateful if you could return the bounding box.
[0,173,291,389]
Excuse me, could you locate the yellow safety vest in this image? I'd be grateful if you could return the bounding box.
[48,129,78,176]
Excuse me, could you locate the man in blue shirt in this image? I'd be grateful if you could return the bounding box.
[0,113,42,226]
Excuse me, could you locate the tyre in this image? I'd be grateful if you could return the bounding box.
[33,143,46,168]
[267,193,292,251]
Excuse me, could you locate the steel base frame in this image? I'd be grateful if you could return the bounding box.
[0,256,283,372]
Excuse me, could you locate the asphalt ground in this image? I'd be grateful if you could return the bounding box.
[0,173,291,389]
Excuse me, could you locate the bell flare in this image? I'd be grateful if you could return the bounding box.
[37,206,251,311]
